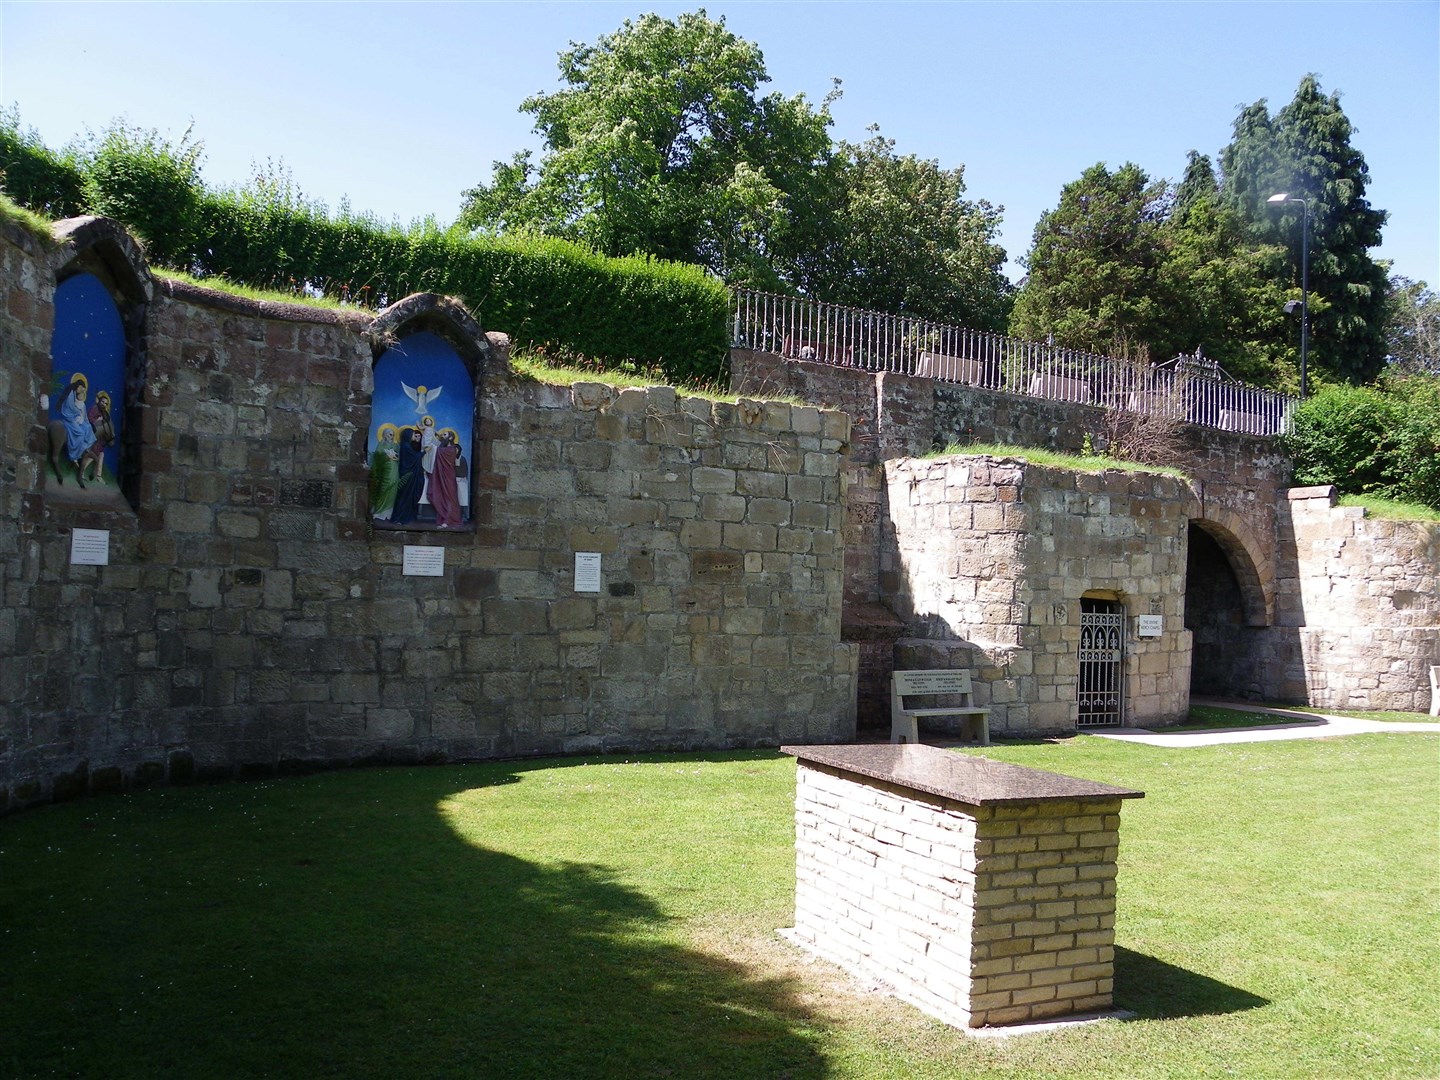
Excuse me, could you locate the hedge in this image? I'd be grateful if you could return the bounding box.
[1286,374,1440,512]
[0,116,730,385]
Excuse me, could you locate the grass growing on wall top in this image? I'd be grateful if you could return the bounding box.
[0,192,58,245]
[929,441,1190,479]
[1,736,1436,1078]
[156,269,367,313]
[511,350,811,406]
[1338,494,1440,523]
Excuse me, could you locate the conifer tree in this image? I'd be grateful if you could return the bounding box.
[1219,75,1389,383]
[1009,162,1170,355]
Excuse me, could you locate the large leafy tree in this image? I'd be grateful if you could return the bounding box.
[1011,78,1389,391]
[1382,275,1440,373]
[458,11,833,289]
[459,11,1013,324]
[1219,75,1389,383]
[791,129,1012,330]
[1009,162,1170,355]
[1156,157,1296,387]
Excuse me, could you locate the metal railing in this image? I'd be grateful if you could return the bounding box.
[731,288,1295,436]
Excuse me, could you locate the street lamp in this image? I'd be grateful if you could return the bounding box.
[1267,192,1309,398]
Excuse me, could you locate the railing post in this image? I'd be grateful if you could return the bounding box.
[725,289,1296,435]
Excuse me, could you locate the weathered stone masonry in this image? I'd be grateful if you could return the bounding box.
[885,456,1192,735]
[1,218,856,812]
[732,349,1440,722]
[1280,486,1440,712]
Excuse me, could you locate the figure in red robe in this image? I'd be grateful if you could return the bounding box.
[427,429,464,528]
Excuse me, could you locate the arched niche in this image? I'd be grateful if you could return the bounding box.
[1188,515,1272,628]
[365,295,491,531]
[45,217,152,509]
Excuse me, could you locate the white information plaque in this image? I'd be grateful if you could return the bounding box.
[402,545,446,577]
[70,528,111,566]
[575,552,602,594]
[1135,614,1163,638]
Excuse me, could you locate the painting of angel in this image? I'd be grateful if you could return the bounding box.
[368,332,473,530]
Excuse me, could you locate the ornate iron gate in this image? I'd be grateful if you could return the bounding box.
[1078,601,1125,728]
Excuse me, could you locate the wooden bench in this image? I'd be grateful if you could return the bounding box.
[891,669,991,745]
[1430,665,1440,718]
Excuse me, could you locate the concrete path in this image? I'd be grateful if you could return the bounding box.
[1087,699,1439,747]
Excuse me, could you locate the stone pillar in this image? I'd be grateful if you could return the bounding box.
[782,743,1142,1028]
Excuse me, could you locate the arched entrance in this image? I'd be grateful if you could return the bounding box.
[1078,595,1125,727]
[1185,521,1268,698]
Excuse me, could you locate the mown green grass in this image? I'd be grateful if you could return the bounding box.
[1162,704,1323,732]
[1280,705,1440,724]
[2,736,1436,1079]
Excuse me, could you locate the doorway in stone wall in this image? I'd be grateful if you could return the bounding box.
[1078,597,1125,727]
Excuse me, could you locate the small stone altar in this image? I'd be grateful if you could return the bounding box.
[780,743,1143,1029]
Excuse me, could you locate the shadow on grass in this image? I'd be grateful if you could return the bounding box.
[1114,947,1269,1019]
[0,760,826,1080]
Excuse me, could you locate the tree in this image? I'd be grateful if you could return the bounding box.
[791,128,1011,331]
[458,11,1015,323]
[458,10,834,289]
[1173,150,1219,217]
[1219,75,1390,383]
[1383,275,1440,373]
[1009,162,1171,354]
[1156,179,1296,388]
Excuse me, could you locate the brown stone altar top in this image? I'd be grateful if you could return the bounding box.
[781,743,1144,807]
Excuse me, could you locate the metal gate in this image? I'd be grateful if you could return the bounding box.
[1078,601,1125,728]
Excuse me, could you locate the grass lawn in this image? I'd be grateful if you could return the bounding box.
[1162,704,1439,732]
[1162,704,1320,732]
[2,734,1436,1079]
[1281,706,1440,724]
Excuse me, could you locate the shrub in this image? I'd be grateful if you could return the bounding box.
[81,123,205,267]
[1286,384,1395,493]
[1286,373,1440,511]
[0,106,86,218]
[1379,372,1440,510]
[0,116,730,384]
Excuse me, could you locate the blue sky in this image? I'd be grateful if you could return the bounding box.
[3,1,1436,288]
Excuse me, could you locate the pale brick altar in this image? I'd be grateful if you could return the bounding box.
[782,743,1142,1029]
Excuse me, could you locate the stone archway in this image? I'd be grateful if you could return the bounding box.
[1189,511,1272,627]
[1185,516,1272,699]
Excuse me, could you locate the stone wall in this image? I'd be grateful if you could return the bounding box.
[1280,487,1440,712]
[0,219,856,813]
[732,350,1439,717]
[883,455,1192,733]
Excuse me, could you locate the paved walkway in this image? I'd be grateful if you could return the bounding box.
[1087,699,1439,747]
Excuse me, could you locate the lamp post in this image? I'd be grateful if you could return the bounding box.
[1267,192,1309,398]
